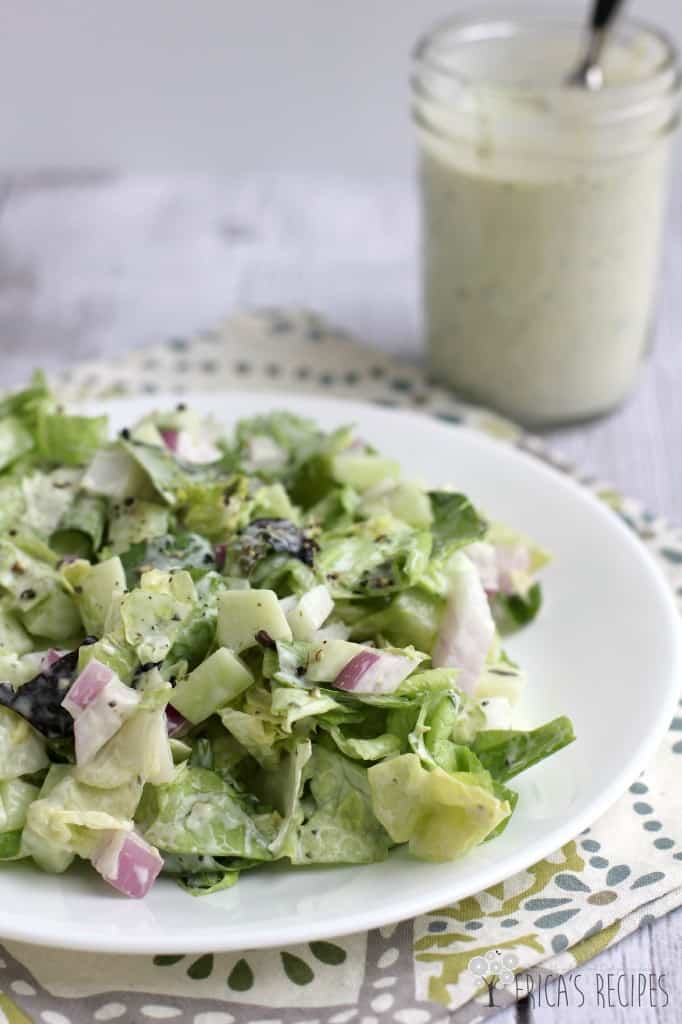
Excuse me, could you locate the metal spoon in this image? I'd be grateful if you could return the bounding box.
[568,0,626,90]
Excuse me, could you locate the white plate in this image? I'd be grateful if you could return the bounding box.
[1,391,679,954]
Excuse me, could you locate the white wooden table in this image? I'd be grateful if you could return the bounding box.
[0,173,681,1022]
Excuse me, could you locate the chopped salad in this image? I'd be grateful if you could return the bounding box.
[0,375,574,898]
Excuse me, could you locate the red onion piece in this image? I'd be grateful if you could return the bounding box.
[465,541,499,593]
[92,830,163,899]
[165,705,190,738]
[61,659,114,718]
[333,650,415,694]
[72,677,141,764]
[214,543,226,569]
[496,544,531,595]
[432,559,495,694]
[159,428,179,452]
[41,649,64,671]
[333,651,381,691]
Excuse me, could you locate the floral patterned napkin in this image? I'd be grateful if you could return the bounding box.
[1,308,681,1024]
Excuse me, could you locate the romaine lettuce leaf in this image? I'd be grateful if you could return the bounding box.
[119,531,216,588]
[0,777,40,831]
[318,518,431,598]
[120,438,188,504]
[0,537,60,610]
[52,493,107,557]
[21,468,82,537]
[429,492,487,556]
[472,716,575,782]
[0,606,34,656]
[22,587,82,643]
[323,726,401,762]
[493,583,543,633]
[368,753,508,860]
[26,766,141,859]
[120,569,195,663]
[36,410,108,467]
[219,705,283,771]
[0,829,23,859]
[162,852,241,895]
[0,416,35,471]
[178,476,250,540]
[290,746,391,864]
[107,500,170,554]
[136,764,272,859]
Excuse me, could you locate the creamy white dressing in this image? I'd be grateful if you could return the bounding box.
[413,16,680,425]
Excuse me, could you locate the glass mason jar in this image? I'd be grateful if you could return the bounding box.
[412,8,681,426]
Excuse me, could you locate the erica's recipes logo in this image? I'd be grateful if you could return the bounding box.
[467,949,519,1007]
[468,952,671,1012]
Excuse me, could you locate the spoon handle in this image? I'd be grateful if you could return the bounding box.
[591,0,625,32]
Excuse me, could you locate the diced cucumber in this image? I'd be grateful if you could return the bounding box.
[307,638,370,683]
[286,585,334,641]
[170,647,254,724]
[0,608,33,655]
[331,454,400,493]
[351,587,443,652]
[22,588,82,642]
[217,589,292,653]
[79,557,127,635]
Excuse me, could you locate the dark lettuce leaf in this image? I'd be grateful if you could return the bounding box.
[160,852,247,896]
[493,583,543,632]
[0,648,79,739]
[429,492,487,555]
[485,782,518,840]
[119,531,216,587]
[0,829,22,859]
[226,518,317,577]
[472,716,575,783]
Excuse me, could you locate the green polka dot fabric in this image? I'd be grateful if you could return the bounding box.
[3,308,682,1024]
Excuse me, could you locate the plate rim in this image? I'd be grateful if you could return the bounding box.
[1,389,679,953]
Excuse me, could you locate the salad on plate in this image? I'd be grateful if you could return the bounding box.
[0,376,574,898]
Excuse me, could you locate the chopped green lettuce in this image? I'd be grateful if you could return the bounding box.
[368,753,509,860]
[0,707,49,780]
[291,746,391,864]
[0,384,569,896]
[472,716,576,782]
[26,767,141,859]
[36,410,108,467]
[136,764,272,859]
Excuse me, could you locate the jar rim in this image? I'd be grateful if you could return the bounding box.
[412,8,680,104]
